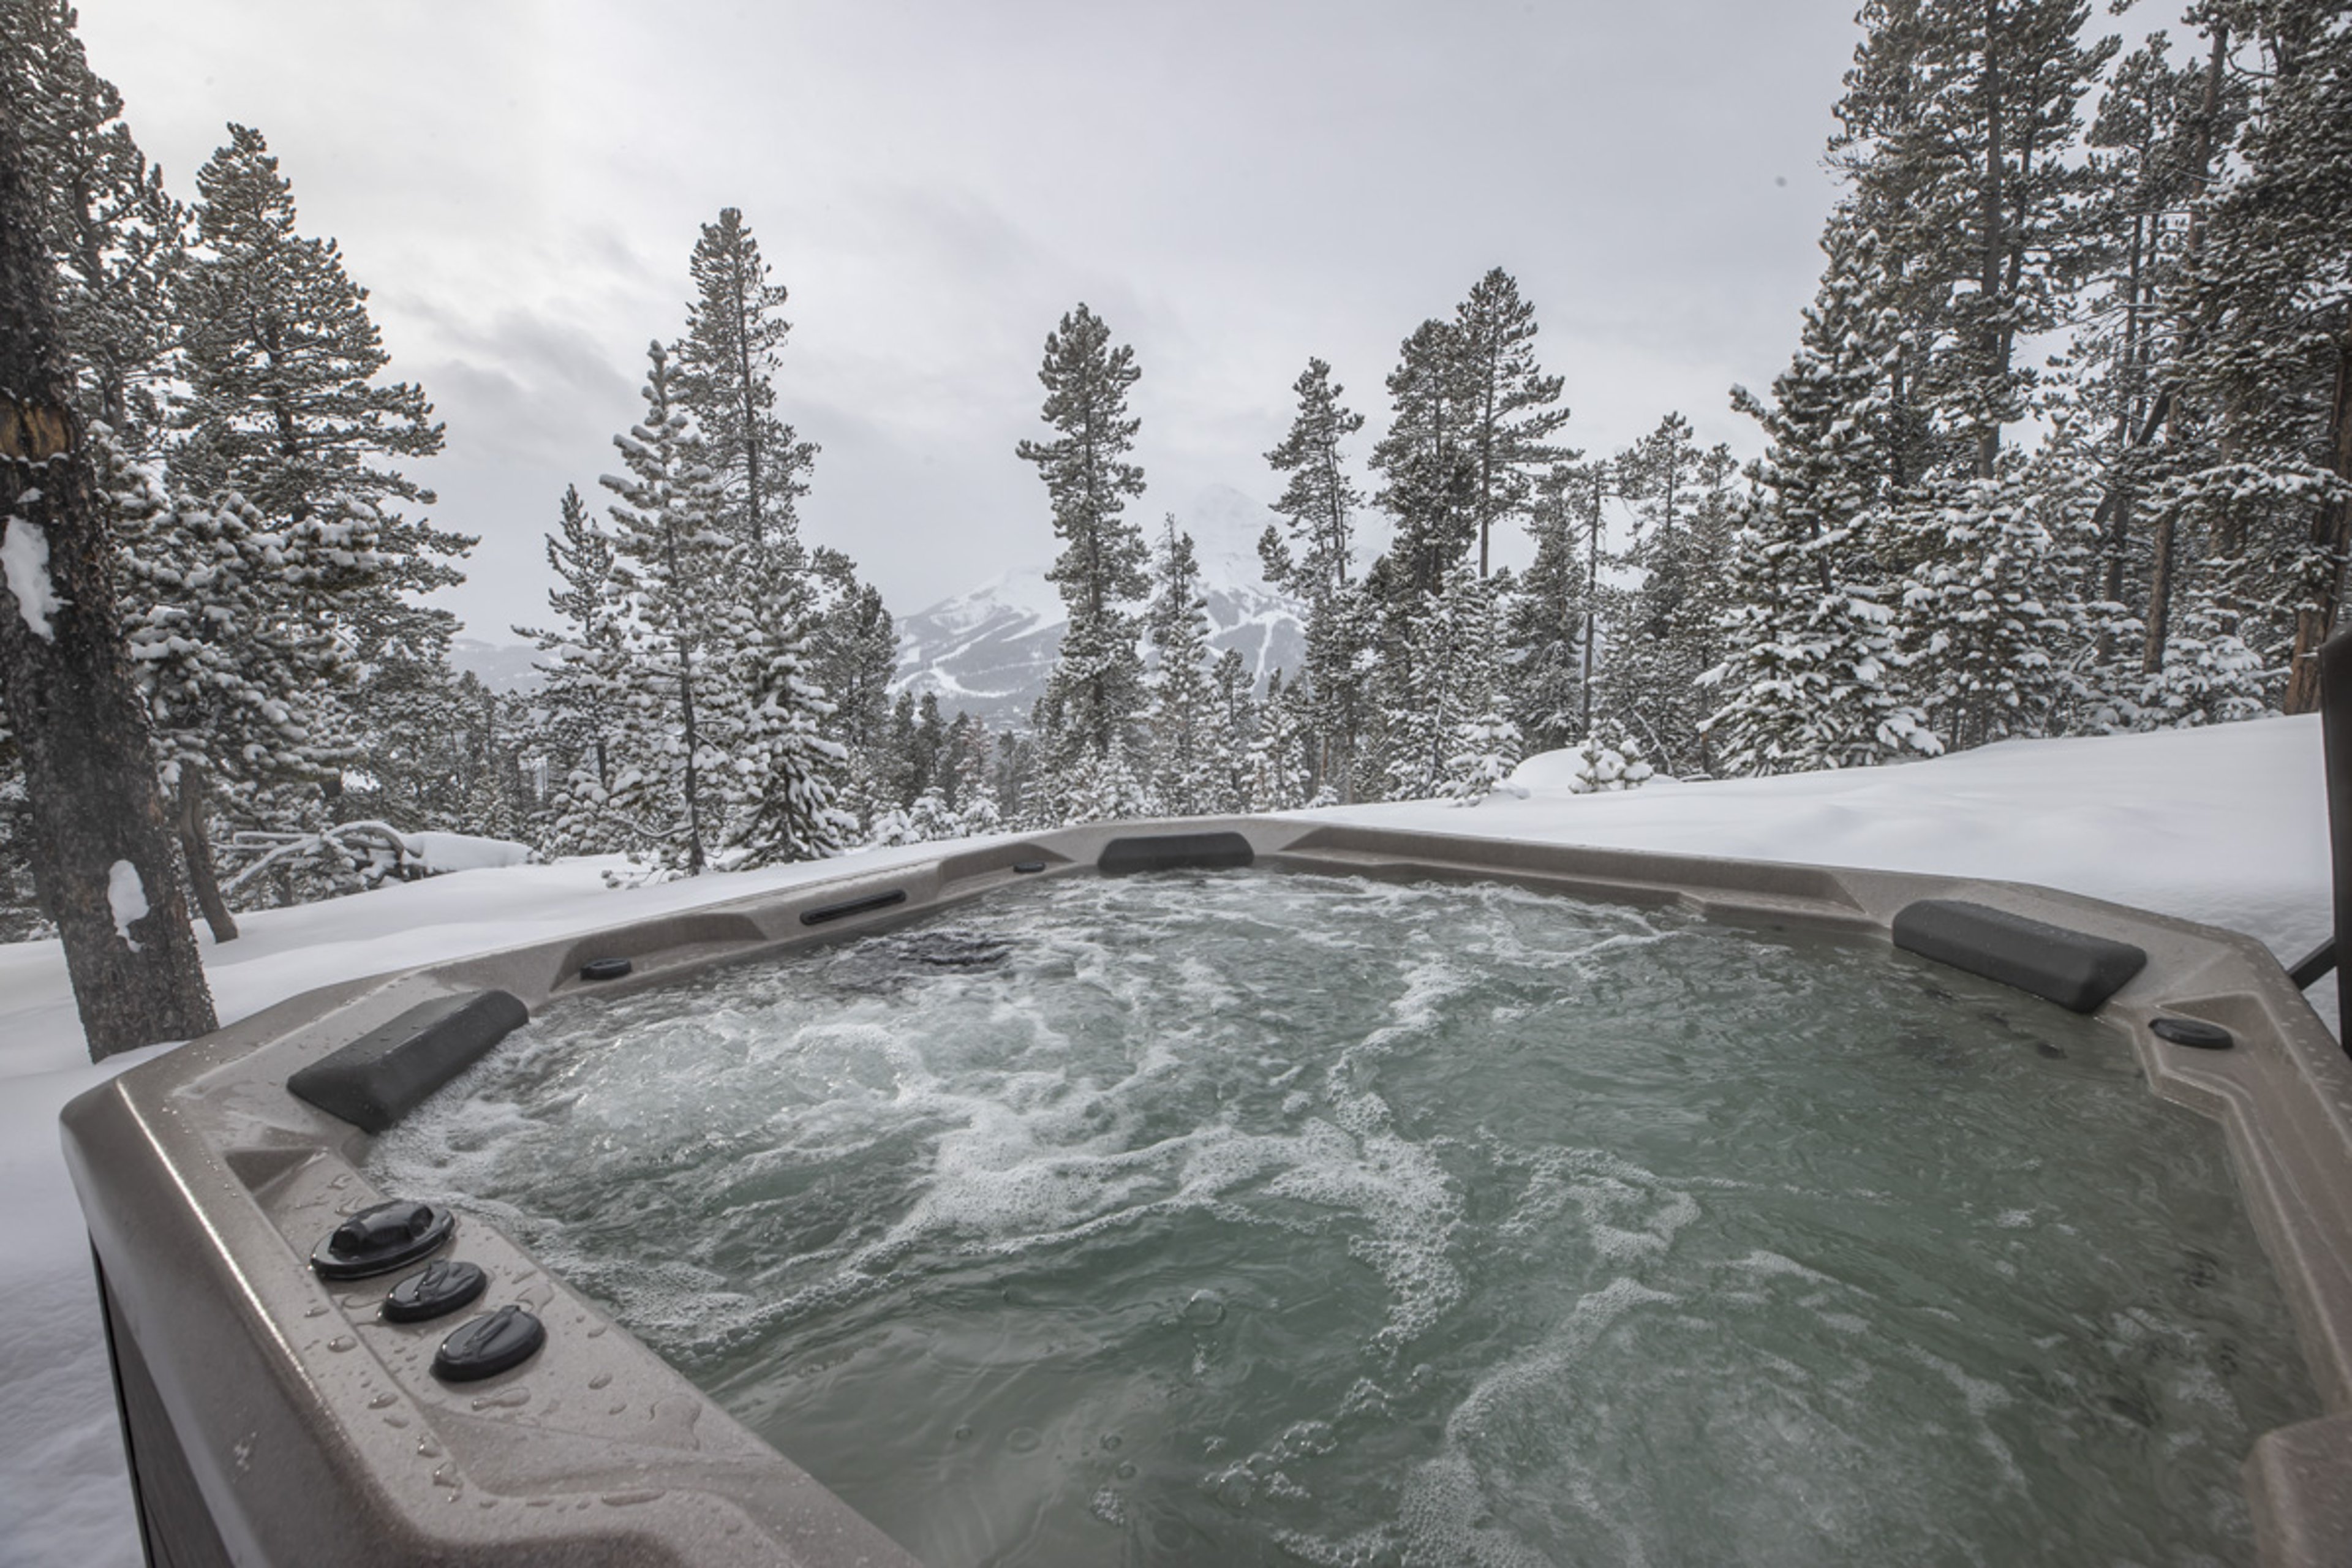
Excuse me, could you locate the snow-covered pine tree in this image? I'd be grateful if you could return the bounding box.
[1502,464,1591,756]
[2057,28,2236,713]
[874,692,926,816]
[1833,0,2117,745]
[2,0,182,454]
[1055,741,1154,826]
[1704,221,1939,774]
[175,126,463,598]
[1450,268,1573,579]
[1144,516,1219,815]
[674,207,816,556]
[1890,474,2076,748]
[1261,356,1373,802]
[600,341,726,875]
[169,124,470,902]
[515,484,632,854]
[1017,304,1150,817]
[106,466,339,938]
[1247,667,1313,810]
[1442,709,1524,807]
[1599,414,1737,773]
[1370,317,1477,600]
[717,543,856,868]
[1564,720,1656,795]
[1208,648,1257,813]
[935,714,1003,835]
[1385,560,1506,800]
[2168,1,2352,714]
[458,678,529,844]
[809,545,896,827]
[906,692,948,807]
[1833,0,2117,486]
[990,731,1038,828]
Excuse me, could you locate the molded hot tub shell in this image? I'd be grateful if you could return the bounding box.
[59,818,2352,1566]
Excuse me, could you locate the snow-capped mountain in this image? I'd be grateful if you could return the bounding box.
[448,637,548,694]
[894,484,1307,728]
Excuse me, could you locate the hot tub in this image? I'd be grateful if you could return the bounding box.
[59,820,2352,1566]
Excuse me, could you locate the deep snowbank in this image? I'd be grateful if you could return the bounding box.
[0,715,2332,1566]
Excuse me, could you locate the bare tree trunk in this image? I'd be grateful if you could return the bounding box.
[174,761,238,943]
[2142,512,2179,677]
[2285,318,2352,714]
[0,97,216,1057]
[2139,24,2231,677]
[1975,0,2007,481]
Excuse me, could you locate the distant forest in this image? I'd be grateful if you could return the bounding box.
[2,0,2346,940]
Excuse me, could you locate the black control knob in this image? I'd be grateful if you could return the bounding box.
[311,1199,455,1280]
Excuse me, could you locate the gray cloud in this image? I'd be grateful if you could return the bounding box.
[76,0,1868,641]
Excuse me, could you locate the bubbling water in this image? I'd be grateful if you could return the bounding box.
[370,870,2315,1566]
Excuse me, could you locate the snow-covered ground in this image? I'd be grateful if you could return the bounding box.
[0,715,2333,1565]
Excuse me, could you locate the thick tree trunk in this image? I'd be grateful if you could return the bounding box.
[174,761,238,943]
[2143,511,2178,677]
[0,98,217,1056]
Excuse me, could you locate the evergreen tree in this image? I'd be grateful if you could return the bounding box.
[1144,516,1219,815]
[2,0,182,450]
[674,206,816,554]
[1370,317,1478,597]
[1705,223,1940,774]
[110,469,340,938]
[1261,357,1364,598]
[1891,475,2076,747]
[2169,1,2352,712]
[990,730,1038,827]
[175,126,461,592]
[1017,304,1150,810]
[1385,562,1506,799]
[2062,28,2235,684]
[1261,356,1373,801]
[808,545,897,829]
[167,124,470,905]
[1451,267,1574,577]
[717,545,856,867]
[1444,709,1524,805]
[516,484,631,854]
[601,341,725,875]
[1601,418,1740,772]
[1209,648,1258,813]
[1248,667,1313,810]
[1503,465,1593,756]
[1564,721,1658,794]
[1833,0,2118,481]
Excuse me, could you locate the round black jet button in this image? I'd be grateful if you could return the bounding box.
[311,1200,455,1280]
[382,1259,488,1324]
[1011,861,1047,875]
[2150,1016,2234,1050]
[432,1305,546,1382]
[579,956,633,981]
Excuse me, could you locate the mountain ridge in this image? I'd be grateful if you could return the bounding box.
[892,483,1307,729]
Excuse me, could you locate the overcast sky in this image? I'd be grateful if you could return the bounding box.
[74,0,1868,643]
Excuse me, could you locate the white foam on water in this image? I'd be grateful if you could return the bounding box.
[1724,1248,1833,1284]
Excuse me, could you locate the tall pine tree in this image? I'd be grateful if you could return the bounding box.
[1019,304,1150,813]
[601,341,725,875]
